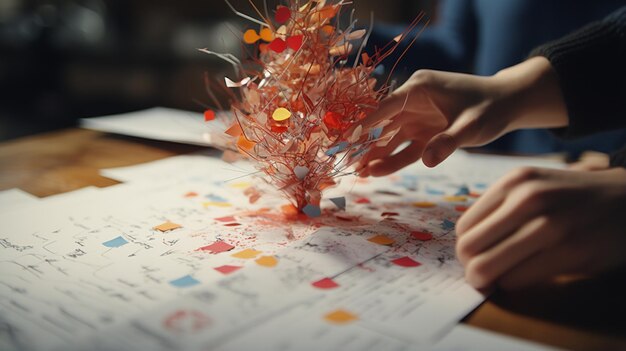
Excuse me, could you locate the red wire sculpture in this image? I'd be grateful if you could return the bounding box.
[202,0,427,215]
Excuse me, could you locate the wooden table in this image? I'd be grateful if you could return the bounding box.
[1,128,625,351]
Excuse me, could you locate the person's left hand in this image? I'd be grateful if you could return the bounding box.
[455,166,626,290]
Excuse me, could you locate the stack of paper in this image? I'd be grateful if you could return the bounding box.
[0,145,563,350]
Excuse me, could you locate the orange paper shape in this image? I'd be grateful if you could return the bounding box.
[367,234,395,246]
[444,196,467,202]
[324,309,358,324]
[225,123,243,137]
[259,27,274,42]
[243,29,260,44]
[255,255,278,267]
[237,135,256,151]
[184,191,198,198]
[412,201,436,208]
[231,248,262,259]
[154,221,182,232]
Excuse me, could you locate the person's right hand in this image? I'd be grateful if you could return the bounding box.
[352,57,568,177]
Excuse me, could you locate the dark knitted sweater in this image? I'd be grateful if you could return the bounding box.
[530,6,626,168]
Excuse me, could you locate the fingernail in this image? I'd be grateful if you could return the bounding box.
[423,147,435,165]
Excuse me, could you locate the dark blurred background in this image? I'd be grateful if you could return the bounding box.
[0,0,437,141]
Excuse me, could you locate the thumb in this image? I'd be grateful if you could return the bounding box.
[422,117,476,168]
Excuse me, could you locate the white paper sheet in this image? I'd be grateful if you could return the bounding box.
[80,107,232,147]
[0,152,565,351]
[0,189,39,213]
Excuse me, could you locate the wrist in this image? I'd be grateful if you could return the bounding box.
[492,57,569,131]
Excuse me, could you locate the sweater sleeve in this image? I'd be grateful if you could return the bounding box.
[529,6,626,139]
[610,145,626,168]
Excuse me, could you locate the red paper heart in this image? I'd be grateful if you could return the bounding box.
[268,38,287,53]
[312,277,339,289]
[391,256,421,267]
[275,6,291,24]
[287,35,303,51]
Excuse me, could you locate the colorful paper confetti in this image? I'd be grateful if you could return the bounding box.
[367,235,395,246]
[302,204,322,218]
[198,241,235,254]
[324,309,358,325]
[355,197,371,204]
[231,249,262,259]
[329,197,346,210]
[442,219,455,231]
[444,196,467,202]
[154,221,182,232]
[410,231,433,241]
[169,275,200,288]
[102,236,128,248]
[311,277,339,289]
[255,255,278,267]
[204,109,215,121]
[202,202,232,208]
[412,201,437,208]
[214,216,236,222]
[391,256,421,267]
[214,265,242,275]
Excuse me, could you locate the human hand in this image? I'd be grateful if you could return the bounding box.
[456,166,626,290]
[568,151,610,171]
[352,57,568,177]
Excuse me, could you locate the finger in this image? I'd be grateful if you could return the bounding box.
[351,88,413,134]
[498,232,594,290]
[455,189,506,236]
[356,137,405,178]
[367,141,426,177]
[356,119,405,169]
[456,184,549,264]
[456,167,543,234]
[422,113,479,168]
[348,72,437,136]
[464,214,567,289]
